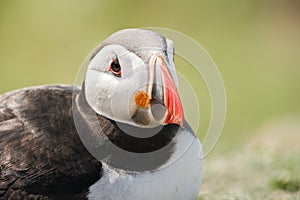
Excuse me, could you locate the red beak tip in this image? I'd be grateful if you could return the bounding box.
[165,115,184,127]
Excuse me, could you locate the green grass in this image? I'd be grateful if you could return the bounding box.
[199,116,300,199]
[271,179,300,193]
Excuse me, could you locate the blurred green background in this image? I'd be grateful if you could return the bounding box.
[0,0,300,198]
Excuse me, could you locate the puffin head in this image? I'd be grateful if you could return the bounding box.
[84,29,184,128]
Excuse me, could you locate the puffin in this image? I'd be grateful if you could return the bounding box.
[0,29,203,200]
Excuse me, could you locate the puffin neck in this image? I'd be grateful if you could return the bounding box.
[74,84,181,171]
[100,116,180,153]
[77,84,179,153]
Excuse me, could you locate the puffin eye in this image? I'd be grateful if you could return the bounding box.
[109,57,121,77]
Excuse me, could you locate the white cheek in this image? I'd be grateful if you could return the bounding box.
[84,44,160,126]
[110,78,140,120]
[85,70,118,117]
[95,75,117,116]
[85,70,99,110]
[85,70,140,123]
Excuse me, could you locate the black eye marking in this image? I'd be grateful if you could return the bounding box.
[109,57,121,77]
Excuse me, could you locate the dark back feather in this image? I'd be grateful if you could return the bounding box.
[0,85,102,200]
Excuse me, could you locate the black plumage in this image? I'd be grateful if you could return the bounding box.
[0,84,179,199]
[0,85,102,199]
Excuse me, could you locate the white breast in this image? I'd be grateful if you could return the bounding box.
[88,131,203,200]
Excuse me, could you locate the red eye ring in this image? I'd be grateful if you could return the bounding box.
[109,58,121,76]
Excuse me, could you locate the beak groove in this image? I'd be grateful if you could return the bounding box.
[147,55,184,127]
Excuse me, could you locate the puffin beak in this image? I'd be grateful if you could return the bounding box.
[147,54,184,127]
